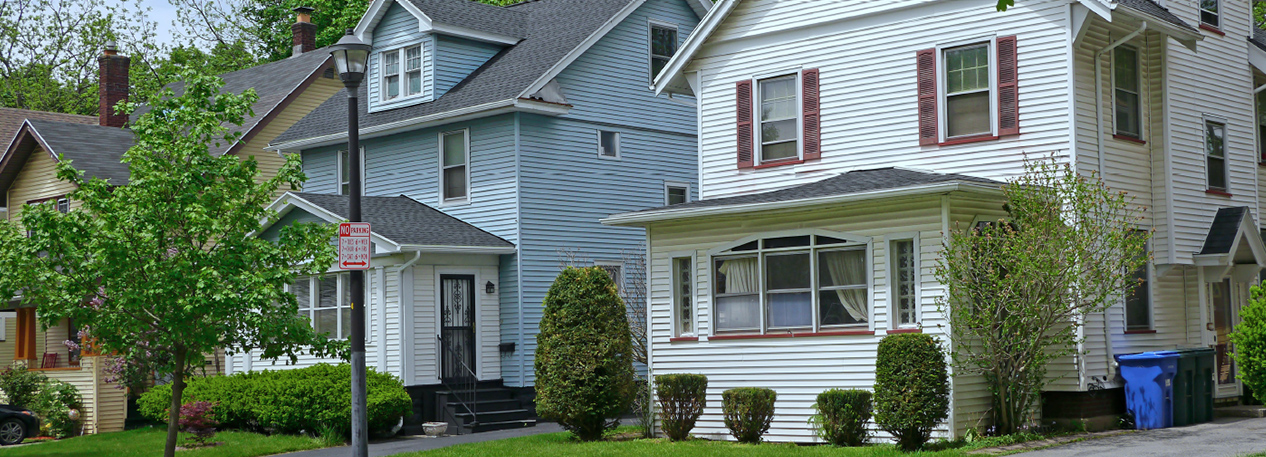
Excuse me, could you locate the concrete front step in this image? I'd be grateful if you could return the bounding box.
[1214,405,1266,418]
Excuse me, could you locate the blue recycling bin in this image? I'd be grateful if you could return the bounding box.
[1118,351,1180,429]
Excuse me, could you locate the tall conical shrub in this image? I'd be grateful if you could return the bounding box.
[534,266,635,441]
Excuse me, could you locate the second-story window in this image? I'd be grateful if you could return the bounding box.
[665,182,689,205]
[56,198,69,214]
[381,45,423,102]
[944,43,992,138]
[382,51,400,101]
[598,130,620,159]
[1114,46,1141,139]
[649,22,678,82]
[1206,119,1227,192]
[758,75,799,163]
[441,130,469,203]
[1126,229,1151,331]
[1200,0,1219,29]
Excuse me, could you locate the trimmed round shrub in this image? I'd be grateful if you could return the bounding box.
[654,373,707,441]
[137,363,410,437]
[873,333,949,452]
[722,387,776,444]
[534,266,636,441]
[809,389,872,446]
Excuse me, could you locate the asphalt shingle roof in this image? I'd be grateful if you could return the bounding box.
[408,0,527,38]
[292,192,514,249]
[25,119,134,184]
[621,168,1003,216]
[1116,0,1198,33]
[134,49,332,156]
[1252,28,1266,52]
[1199,206,1248,255]
[273,0,637,145]
[0,108,95,149]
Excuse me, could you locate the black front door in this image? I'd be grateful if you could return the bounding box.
[440,275,476,382]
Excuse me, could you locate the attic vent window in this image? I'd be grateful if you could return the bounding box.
[380,44,423,101]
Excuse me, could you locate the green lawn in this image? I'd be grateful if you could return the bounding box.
[0,426,329,457]
[401,429,980,457]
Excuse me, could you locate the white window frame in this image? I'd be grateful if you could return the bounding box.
[1112,44,1143,139]
[887,233,921,329]
[378,44,424,103]
[937,36,998,141]
[290,274,356,340]
[597,130,621,160]
[1199,0,1220,29]
[669,252,697,338]
[648,20,679,84]
[707,229,873,335]
[439,129,471,205]
[56,198,69,214]
[337,147,366,196]
[753,70,803,164]
[595,260,624,293]
[664,181,691,205]
[1204,115,1228,192]
[1124,229,1153,332]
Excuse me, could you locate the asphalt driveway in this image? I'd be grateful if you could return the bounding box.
[1019,417,1266,456]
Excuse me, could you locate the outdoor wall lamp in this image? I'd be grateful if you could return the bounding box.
[486,281,496,294]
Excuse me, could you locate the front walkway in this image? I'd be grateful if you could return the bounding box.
[275,423,563,457]
[1018,417,1266,456]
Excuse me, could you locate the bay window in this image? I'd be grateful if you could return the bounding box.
[713,234,869,334]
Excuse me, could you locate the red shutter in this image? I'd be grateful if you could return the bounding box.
[916,49,938,146]
[802,68,821,161]
[737,80,755,168]
[996,35,1019,136]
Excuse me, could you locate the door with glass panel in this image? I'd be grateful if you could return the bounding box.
[1211,279,1240,398]
[440,275,476,383]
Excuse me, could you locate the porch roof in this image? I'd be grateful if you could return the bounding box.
[602,167,1003,226]
[1195,206,1266,268]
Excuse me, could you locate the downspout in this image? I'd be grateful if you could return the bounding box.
[1094,21,1146,381]
[398,250,422,382]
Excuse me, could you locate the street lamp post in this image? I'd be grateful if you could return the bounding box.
[330,29,372,457]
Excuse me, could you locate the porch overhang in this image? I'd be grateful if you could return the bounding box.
[1193,207,1266,279]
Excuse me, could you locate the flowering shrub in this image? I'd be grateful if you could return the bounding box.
[179,401,219,446]
[33,379,82,438]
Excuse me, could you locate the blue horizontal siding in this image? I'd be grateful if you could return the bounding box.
[368,2,434,112]
[434,35,503,98]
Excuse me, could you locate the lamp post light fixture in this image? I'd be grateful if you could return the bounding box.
[330,29,372,457]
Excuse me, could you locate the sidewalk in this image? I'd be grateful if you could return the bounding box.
[1016,417,1266,456]
[275,423,563,457]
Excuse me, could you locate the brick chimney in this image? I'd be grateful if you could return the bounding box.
[292,7,317,55]
[98,41,129,128]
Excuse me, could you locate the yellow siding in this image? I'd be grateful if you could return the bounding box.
[234,75,343,200]
[37,356,127,434]
[0,317,14,365]
[6,147,79,227]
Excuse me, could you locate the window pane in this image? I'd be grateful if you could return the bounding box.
[667,186,688,205]
[761,119,797,144]
[341,307,352,340]
[1126,233,1150,330]
[674,258,692,336]
[946,44,989,94]
[315,308,337,337]
[406,46,421,71]
[293,277,311,311]
[600,131,619,157]
[761,141,797,162]
[443,132,466,166]
[319,276,337,308]
[731,241,759,252]
[444,166,467,199]
[760,78,796,121]
[765,253,810,290]
[892,240,917,326]
[1208,156,1226,190]
[764,236,811,249]
[1115,91,1140,137]
[820,289,868,326]
[819,250,866,288]
[946,91,990,137]
[651,26,678,57]
[385,75,399,99]
[1114,48,1138,93]
[1206,122,1225,158]
[767,292,812,328]
[652,57,669,79]
[383,52,399,74]
[761,98,796,122]
[408,71,422,95]
[716,295,760,330]
[817,236,850,245]
[715,257,758,295]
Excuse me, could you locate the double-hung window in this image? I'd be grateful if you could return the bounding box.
[713,234,869,334]
[1200,0,1219,29]
[1206,119,1227,192]
[293,274,353,339]
[1125,230,1151,331]
[380,45,423,102]
[338,149,365,196]
[1113,46,1141,139]
[890,239,918,328]
[673,257,694,337]
[758,75,799,163]
[649,22,678,83]
[441,130,469,203]
[944,43,992,138]
[597,262,623,293]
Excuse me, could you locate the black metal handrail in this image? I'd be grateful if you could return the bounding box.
[438,335,478,426]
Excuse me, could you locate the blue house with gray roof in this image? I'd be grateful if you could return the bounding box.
[242,0,708,433]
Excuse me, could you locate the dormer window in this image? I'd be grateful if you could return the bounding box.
[381,45,423,102]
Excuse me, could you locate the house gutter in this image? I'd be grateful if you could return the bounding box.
[1093,21,1146,380]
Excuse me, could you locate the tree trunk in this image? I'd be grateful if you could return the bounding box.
[164,347,188,457]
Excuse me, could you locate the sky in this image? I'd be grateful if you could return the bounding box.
[140,0,181,47]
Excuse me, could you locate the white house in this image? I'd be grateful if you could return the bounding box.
[604,0,1266,442]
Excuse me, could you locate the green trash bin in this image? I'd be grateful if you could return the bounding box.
[1173,348,1215,426]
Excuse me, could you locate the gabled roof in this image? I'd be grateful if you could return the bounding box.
[132,49,334,156]
[603,168,1003,225]
[1113,0,1198,34]
[357,0,528,42]
[1195,206,1266,268]
[276,192,515,252]
[0,108,94,149]
[1199,207,1249,255]
[0,119,135,205]
[271,0,711,149]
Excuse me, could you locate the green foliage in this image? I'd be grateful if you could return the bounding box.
[809,389,872,447]
[534,266,636,442]
[935,156,1147,434]
[631,377,654,439]
[873,334,948,452]
[138,364,410,438]
[721,387,776,444]
[0,365,44,408]
[1233,284,1266,404]
[654,373,707,441]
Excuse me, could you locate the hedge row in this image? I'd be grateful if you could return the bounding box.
[138,363,410,437]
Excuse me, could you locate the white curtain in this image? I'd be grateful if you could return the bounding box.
[718,257,758,293]
[824,251,867,322]
[717,258,759,329]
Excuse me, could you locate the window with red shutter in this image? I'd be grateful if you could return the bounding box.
[802,68,821,161]
[736,80,754,169]
[916,49,938,146]
[996,35,1019,136]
